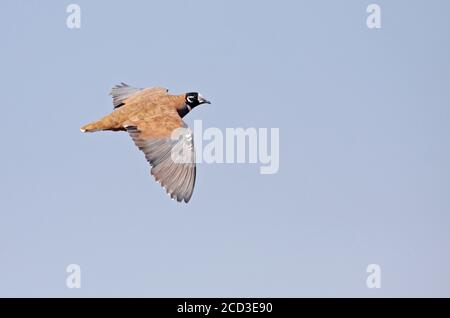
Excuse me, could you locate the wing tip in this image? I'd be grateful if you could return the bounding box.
[164,184,193,204]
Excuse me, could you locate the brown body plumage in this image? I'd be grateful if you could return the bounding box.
[81,83,210,203]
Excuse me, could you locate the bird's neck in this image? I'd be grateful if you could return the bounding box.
[177,105,190,118]
[167,94,190,117]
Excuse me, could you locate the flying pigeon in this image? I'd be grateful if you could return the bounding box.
[81,83,211,203]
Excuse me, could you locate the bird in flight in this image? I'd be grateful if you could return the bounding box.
[81,83,211,203]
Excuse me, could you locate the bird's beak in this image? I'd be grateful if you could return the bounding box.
[198,94,211,105]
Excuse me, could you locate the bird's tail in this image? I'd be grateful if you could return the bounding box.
[80,120,107,133]
[81,112,125,132]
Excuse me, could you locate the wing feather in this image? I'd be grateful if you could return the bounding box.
[125,120,196,203]
[110,83,168,109]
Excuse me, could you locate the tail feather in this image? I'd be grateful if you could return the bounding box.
[81,110,125,133]
[80,121,105,133]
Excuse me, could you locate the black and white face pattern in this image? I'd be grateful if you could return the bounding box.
[185,92,210,110]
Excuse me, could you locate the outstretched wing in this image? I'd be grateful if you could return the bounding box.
[110,83,168,109]
[125,115,196,203]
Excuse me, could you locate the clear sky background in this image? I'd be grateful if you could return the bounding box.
[0,0,449,297]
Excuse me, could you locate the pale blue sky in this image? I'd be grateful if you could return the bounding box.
[0,0,449,297]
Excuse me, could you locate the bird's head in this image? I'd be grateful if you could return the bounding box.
[185,92,211,110]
